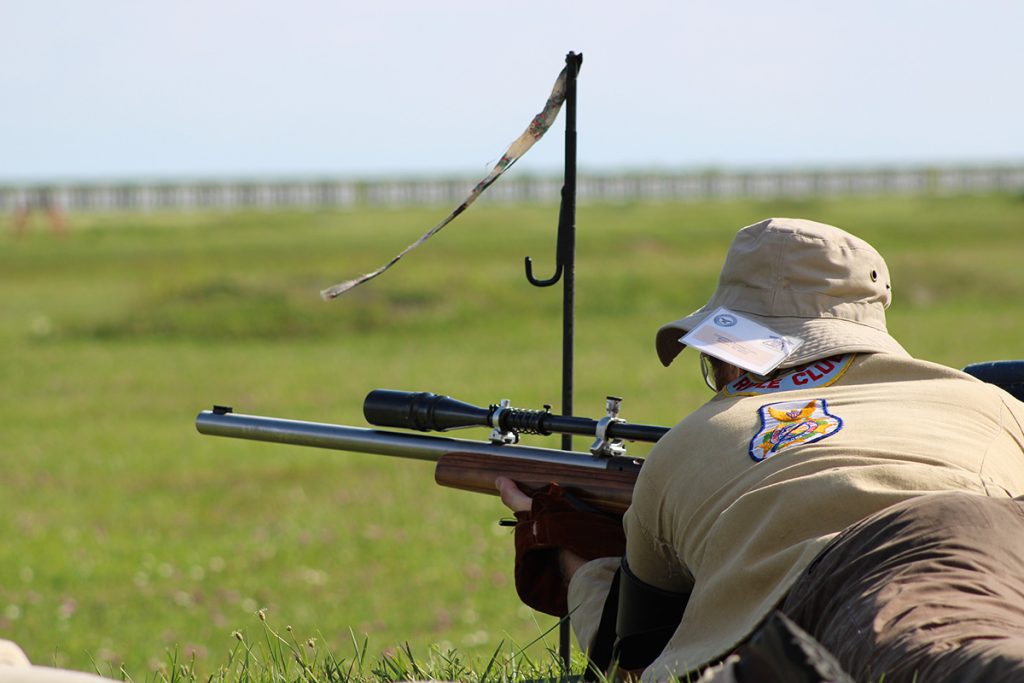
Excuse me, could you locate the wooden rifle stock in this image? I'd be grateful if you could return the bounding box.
[435,452,639,516]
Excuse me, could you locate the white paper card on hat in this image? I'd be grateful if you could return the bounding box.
[680,307,804,376]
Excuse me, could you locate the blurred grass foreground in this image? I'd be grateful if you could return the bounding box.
[2,194,1024,680]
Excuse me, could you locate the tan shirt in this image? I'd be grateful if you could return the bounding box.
[568,353,1024,681]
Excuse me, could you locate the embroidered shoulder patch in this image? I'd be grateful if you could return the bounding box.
[724,354,855,397]
[749,399,843,462]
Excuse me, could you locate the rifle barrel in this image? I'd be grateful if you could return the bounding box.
[196,409,641,471]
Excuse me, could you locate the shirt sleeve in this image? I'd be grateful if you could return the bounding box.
[623,482,696,594]
[566,556,621,652]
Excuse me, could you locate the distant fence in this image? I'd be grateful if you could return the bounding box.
[2,166,1023,212]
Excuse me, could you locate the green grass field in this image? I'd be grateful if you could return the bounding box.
[2,194,1023,680]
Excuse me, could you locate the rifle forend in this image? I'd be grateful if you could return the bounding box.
[196,406,647,515]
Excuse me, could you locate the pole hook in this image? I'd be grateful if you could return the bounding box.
[524,189,568,287]
[524,52,581,289]
[524,254,562,287]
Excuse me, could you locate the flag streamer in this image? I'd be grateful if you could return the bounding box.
[321,64,570,300]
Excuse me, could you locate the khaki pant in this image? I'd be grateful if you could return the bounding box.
[780,492,1024,682]
[0,641,115,683]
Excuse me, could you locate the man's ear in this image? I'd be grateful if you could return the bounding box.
[711,358,744,390]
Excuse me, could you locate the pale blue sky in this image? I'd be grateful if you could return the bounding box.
[2,1,1022,181]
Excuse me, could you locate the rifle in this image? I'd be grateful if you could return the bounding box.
[196,390,669,516]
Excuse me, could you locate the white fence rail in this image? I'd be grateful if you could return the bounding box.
[3,166,1023,212]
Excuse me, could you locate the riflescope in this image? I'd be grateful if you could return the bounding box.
[363,390,668,445]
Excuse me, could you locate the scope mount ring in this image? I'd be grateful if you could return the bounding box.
[590,396,627,458]
[590,416,626,457]
[488,399,519,445]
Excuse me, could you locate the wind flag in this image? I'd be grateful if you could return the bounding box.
[321,63,572,300]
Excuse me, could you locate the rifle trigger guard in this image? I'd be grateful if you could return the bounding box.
[489,399,519,445]
[590,396,627,458]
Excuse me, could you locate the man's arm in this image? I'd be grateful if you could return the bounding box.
[497,477,622,661]
[497,476,589,580]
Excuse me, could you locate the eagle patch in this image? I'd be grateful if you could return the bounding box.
[749,399,842,462]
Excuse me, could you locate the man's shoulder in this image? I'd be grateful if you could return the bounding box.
[855,353,1024,402]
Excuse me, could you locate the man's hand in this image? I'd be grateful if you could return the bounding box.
[495,476,588,582]
[496,475,533,513]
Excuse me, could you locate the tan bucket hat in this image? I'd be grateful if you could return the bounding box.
[655,217,909,368]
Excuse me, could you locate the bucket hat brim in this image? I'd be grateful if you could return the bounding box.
[656,307,909,368]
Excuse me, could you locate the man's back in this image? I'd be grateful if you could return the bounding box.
[623,351,1024,676]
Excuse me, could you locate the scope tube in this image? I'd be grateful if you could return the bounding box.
[363,390,669,443]
[505,411,668,443]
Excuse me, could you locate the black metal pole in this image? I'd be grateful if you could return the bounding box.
[560,53,578,454]
[558,50,580,676]
[523,51,582,673]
